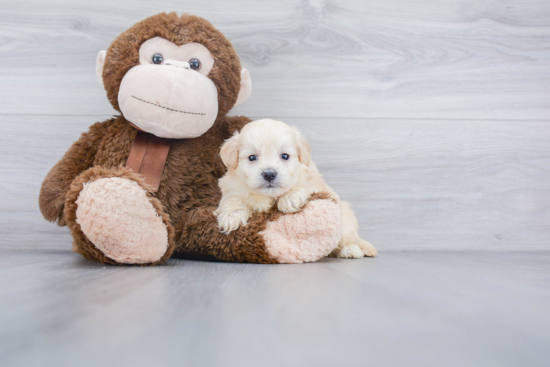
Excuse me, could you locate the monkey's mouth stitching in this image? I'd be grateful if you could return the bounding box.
[131,95,206,116]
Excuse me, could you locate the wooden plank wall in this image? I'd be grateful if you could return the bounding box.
[1,0,549,251]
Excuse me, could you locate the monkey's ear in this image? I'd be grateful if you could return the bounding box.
[220,131,240,170]
[96,50,106,89]
[292,126,312,166]
[234,68,252,107]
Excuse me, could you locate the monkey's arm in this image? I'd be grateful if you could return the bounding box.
[39,120,111,226]
[175,206,277,263]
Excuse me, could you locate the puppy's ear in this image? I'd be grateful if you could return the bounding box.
[292,126,312,166]
[220,131,240,170]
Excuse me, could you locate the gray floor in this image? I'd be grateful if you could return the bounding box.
[1,249,549,367]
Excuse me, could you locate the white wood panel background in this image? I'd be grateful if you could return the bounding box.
[1,0,549,252]
[1,0,550,119]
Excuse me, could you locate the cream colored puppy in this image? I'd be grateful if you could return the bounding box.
[215,119,377,258]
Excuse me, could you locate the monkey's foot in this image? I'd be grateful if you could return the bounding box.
[261,196,342,263]
[75,177,169,264]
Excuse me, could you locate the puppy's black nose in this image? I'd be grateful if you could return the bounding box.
[262,169,277,182]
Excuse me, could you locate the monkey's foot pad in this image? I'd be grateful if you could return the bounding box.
[262,198,342,263]
[75,177,168,264]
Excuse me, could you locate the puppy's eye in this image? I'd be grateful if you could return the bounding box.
[248,155,258,162]
[151,53,164,64]
[281,153,290,160]
[189,58,201,71]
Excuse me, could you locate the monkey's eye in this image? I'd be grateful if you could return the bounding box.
[248,155,258,162]
[151,53,164,64]
[281,153,290,160]
[189,58,202,71]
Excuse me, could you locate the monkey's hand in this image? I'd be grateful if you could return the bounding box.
[277,187,310,213]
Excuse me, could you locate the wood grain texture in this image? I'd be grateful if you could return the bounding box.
[0,0,549,118]
[2,115,549,251]
[1,250,549,367]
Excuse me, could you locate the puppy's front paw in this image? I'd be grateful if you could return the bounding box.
[277,189,310,213]
[217,209,250,234]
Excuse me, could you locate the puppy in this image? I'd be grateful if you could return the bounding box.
[215,119,377,258]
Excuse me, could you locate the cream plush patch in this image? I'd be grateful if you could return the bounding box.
[261,199,342,263]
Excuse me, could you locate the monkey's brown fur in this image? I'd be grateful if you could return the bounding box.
[39,12,336,265]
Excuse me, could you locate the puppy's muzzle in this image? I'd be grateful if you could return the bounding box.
[261,169,277,182]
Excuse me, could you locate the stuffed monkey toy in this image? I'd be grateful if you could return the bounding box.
[39,12,342,265]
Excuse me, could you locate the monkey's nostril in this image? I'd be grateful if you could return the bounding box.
[262,169,277,182]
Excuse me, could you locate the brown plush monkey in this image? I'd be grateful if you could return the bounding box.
[39,12,342,265]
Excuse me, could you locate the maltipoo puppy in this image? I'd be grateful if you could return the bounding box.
[215,119,377,258]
